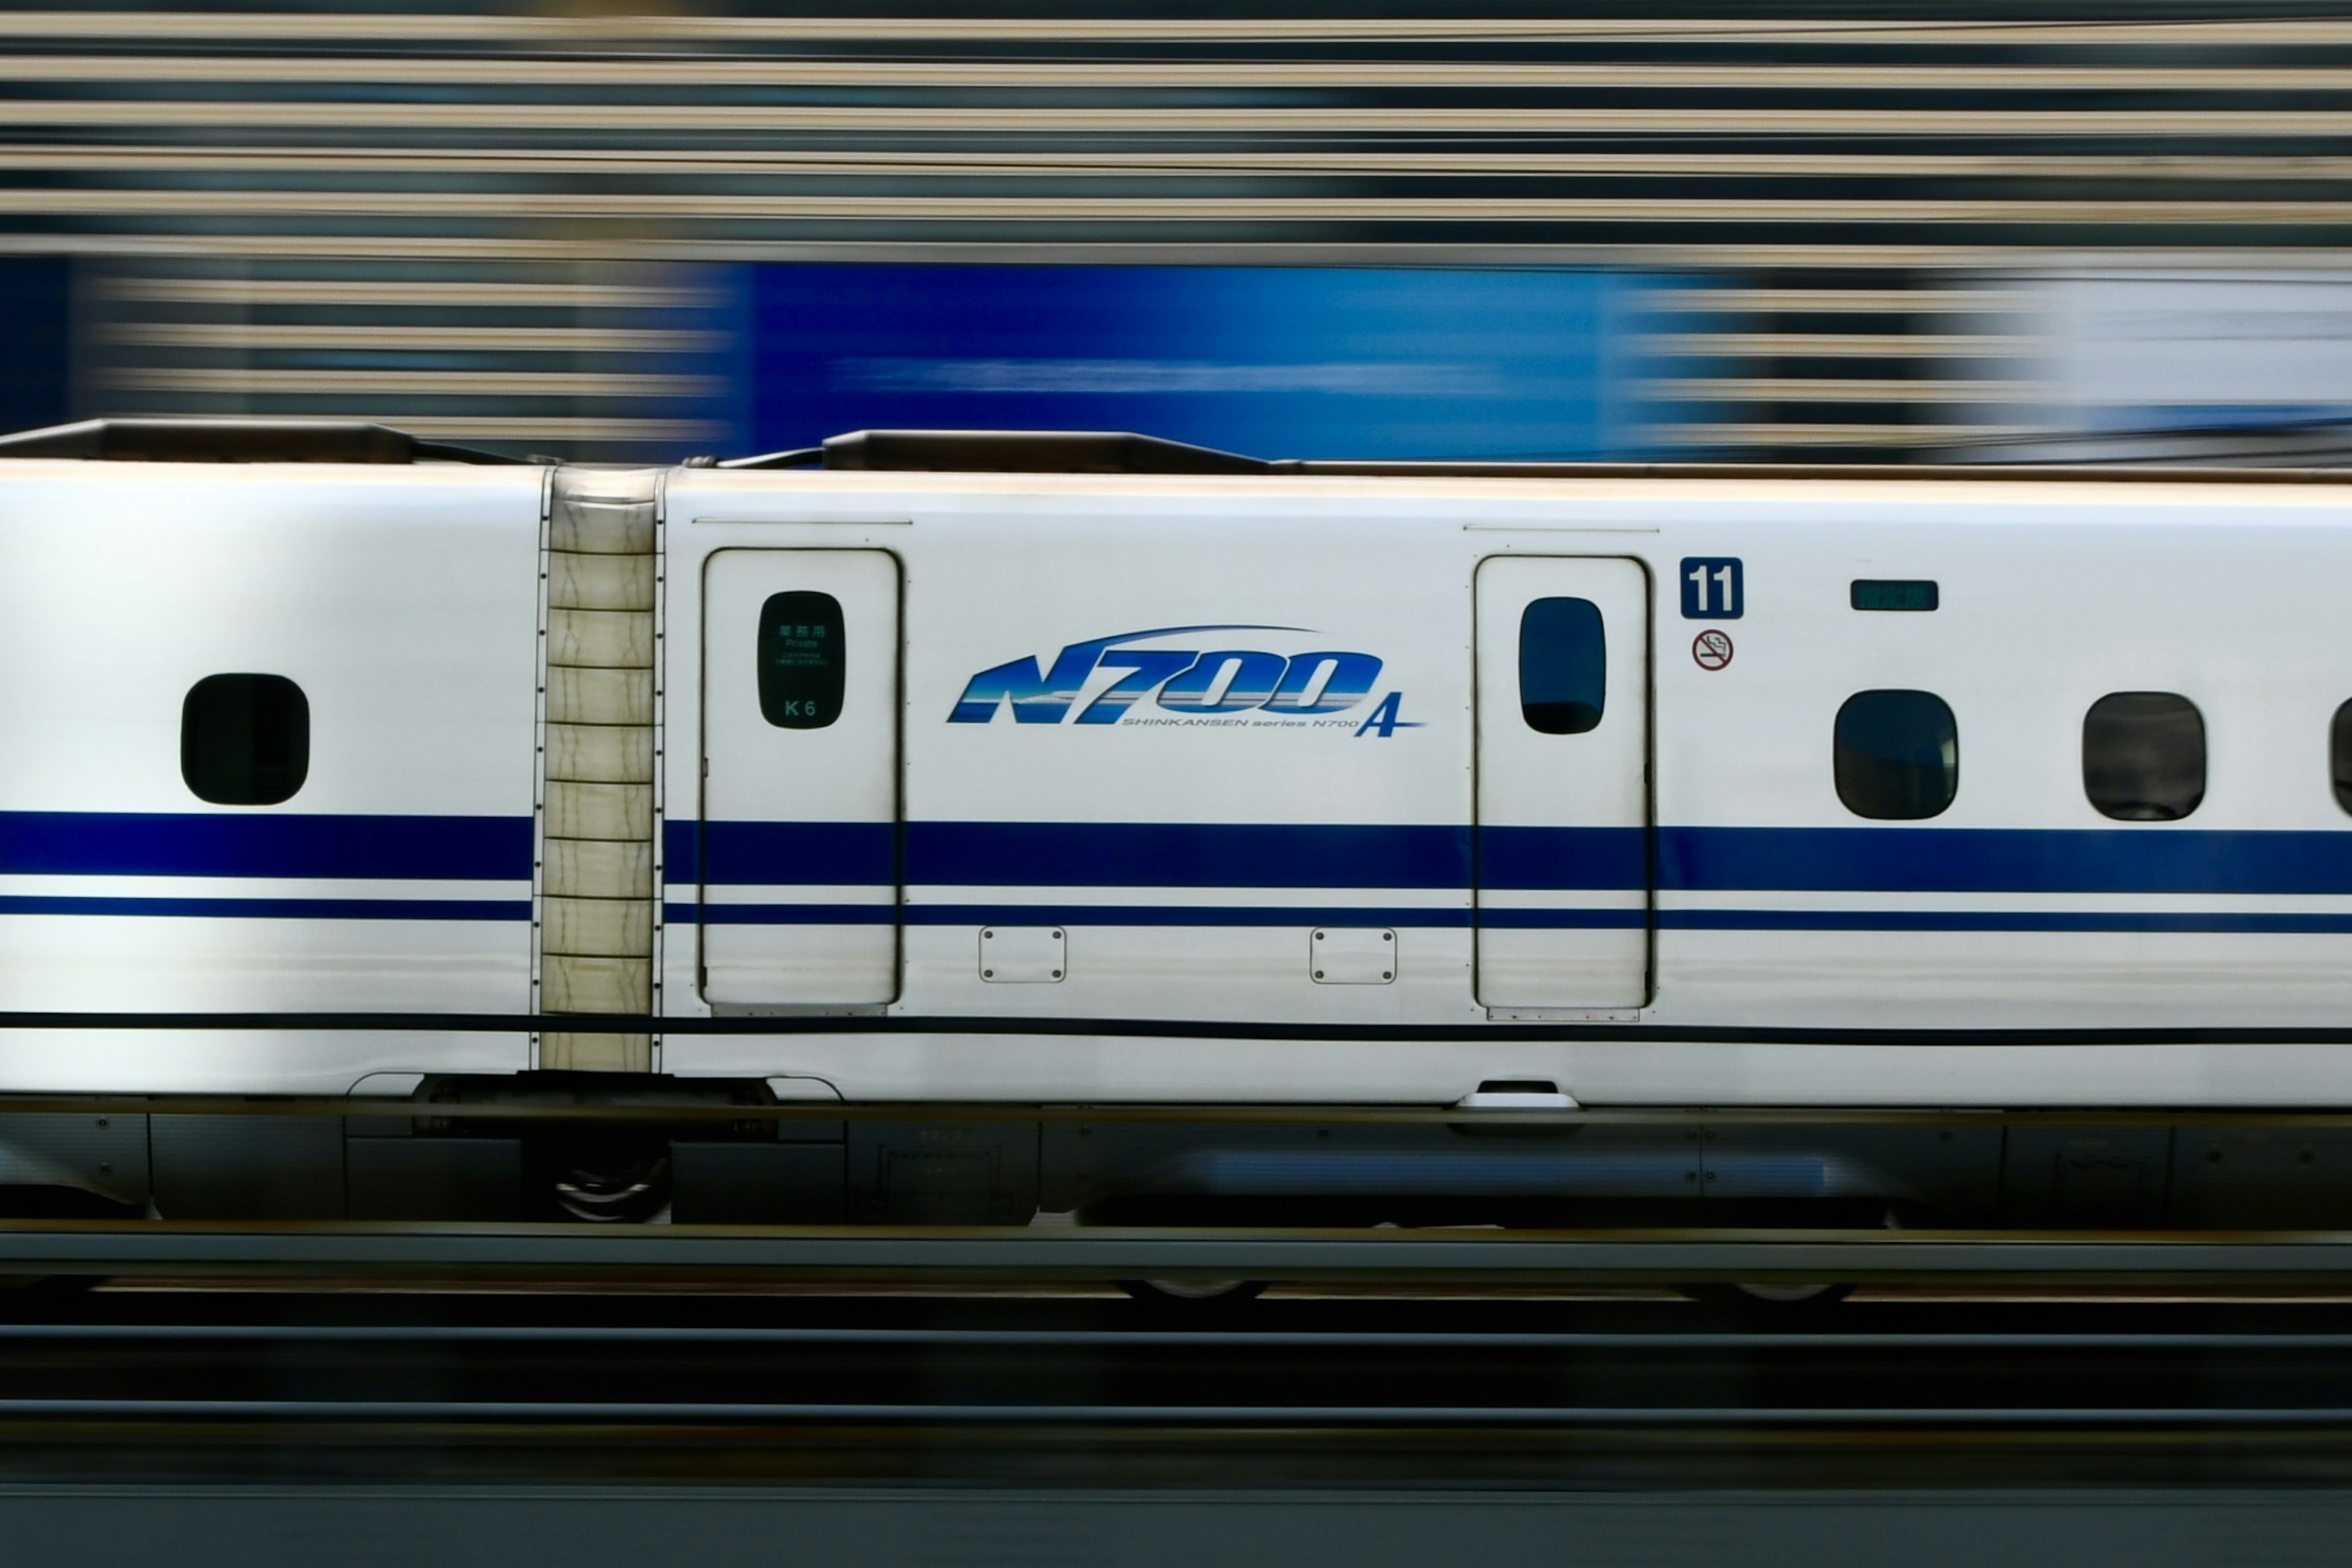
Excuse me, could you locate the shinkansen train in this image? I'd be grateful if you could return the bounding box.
[1,416,2350,1240]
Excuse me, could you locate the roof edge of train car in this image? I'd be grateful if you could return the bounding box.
[4,417,2352,486]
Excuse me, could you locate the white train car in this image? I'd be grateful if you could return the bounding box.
[0,418,2347,1232]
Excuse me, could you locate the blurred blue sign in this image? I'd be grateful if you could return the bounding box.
[742,264,1683,461]
[0,258,70,435]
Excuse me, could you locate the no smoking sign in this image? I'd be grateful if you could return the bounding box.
[1691,629,1734,671]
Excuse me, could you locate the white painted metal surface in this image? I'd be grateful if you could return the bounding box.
[652,468,2352,1107]
[1472,555,1651,1008]
[698,547,900,1006]
[0,459,543,1093]
[13,457,2352,1109]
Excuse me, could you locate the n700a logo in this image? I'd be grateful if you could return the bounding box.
[949,625,1419,736]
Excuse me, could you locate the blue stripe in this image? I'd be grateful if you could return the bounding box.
[680,820,1473,889]
[0,812,530,881]
[0,896,530,921]
[1477,827,1647,891]
[910,822,1472,889]
[672,820,2352,898]
[1659,826,2352,896]
[677,821,895,887]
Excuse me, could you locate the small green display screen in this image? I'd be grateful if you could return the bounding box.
[1850,579,1939,612]
[757,590,846,728]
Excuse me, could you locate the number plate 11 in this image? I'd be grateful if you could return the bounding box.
[1679,557,1743,619]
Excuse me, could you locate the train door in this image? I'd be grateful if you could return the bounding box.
[699,549,901,1006]
[1473,556,1651,1009]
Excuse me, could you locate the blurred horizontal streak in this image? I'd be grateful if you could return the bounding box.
[7,104,2352,137]
[95,413,724,443]
[1654,288,2029,312]
[17,192,2352,224]
[16,235,2064,265]
[18,57,2352,91]
[107,278,724,307]
[6,12,2352,45]
[66,237,687,260]
[1660,332,2027,353]
[1654,377,2028,402]
[9,7,2345,466]
[109,324,729,353]
[1664,422,2046,446]
[4,12,2352,46]
[26,149,2352,183]
[13,1396,2352,1426]
[104,369,725,397]
[246,416,723,442]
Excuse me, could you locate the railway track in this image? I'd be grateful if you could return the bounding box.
[10,1219,2352,1292]
[4,1287,2352,1489]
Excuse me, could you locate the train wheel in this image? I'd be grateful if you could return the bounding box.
[546,1145,670,1223]
[1678,1281,1853,1313]
[1118,1278,1267,1303]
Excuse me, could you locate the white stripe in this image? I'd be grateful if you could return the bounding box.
[1474,889,1650,910]
[697,883,897,906]
[907,884,1471,908]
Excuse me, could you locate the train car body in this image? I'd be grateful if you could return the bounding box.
[2,424,2350,1231]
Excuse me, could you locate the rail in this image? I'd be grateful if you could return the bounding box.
[4,1221,2352,1289]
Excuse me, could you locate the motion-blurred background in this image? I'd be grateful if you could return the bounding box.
[3,2,2351,465]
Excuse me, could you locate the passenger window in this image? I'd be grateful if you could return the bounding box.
[1518,597,1605,734]
[757,591,846,729]
[2084,692,2204,821]
[1834,690,1957,819]
[181,674,308,805]
[2333,700,2352,813]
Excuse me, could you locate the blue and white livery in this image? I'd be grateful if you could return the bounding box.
[2,426,2350,1229]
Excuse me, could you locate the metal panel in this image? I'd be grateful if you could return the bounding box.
[345,1137,522,1221]
[671,1142,846,1225]
[151,1113,343,1219]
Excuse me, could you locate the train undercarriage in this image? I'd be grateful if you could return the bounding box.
[0,1074,2340,1237]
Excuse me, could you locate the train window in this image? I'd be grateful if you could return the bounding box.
[2084,692,2204,821]
[757,591,846,729]
[2334,701,2352,814]
[1518,597,1605,734]
[181,674,308,806]
[1834,690,1957,819]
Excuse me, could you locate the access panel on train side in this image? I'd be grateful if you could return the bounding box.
[698,549,901,1006]
[1474,556,1651,1009]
